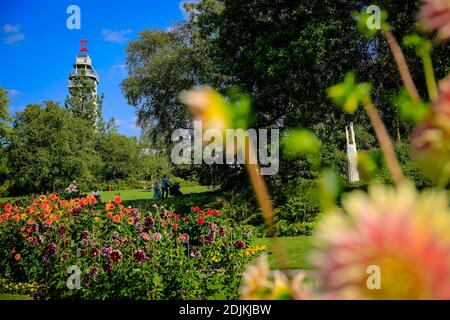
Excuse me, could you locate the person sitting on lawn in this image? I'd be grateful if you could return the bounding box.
[65,179,79,198]
[92,187,101,202]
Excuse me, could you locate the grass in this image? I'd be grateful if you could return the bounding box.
[255,236,314,270]
[0,186,213,203]
[101,186,211,202]
[0,293,32,300]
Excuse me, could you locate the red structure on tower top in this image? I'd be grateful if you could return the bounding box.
[80,40,88,52]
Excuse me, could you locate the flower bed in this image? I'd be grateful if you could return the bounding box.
[0,195,262,299]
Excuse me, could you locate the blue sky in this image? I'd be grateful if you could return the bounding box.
[0,0,186,137]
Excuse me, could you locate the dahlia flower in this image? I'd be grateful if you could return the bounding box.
[47,243,57,254]
[140,232,151,242]
[133,249,149,263]
[110,249,123,263]
[411,76,450,182]
[418,0,450,41]
[153,232,162,241]
[89,247,100,257]
[241,254,311,300]
[311,183,450,299]
[180,87,233,134]
[234,240,245,249]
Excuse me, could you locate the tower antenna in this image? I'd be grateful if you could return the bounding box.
[80,39,88,52]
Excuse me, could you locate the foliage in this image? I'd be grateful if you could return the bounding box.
[7,102,102,194]
[65,72,104,129]
[97,130,142,180]
[0,194,259,299]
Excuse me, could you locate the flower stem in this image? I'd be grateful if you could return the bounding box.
[383,28,421,102]
[363,97,405,184]
[423,55,438,102]
[244,137,288,268]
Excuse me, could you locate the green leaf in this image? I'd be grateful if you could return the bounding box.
[317,168,341,211]
[282,129,321,156]
[327,72,371,113]
[394,89,430,123]
[403,34,432,58]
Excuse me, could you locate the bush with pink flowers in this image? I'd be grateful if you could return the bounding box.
[0,194,261,299]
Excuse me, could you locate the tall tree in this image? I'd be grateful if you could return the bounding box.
[7,101,101,194]
[97,130,142,180]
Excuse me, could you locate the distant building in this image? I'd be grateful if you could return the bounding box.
[68,40,100,127]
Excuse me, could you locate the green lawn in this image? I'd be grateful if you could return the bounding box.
[0,186,212,203]
[255,236,314,270]
[0,293,32,300]
[101,185,211,202]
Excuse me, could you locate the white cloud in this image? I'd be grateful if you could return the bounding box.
[116,117,140,133]
[4,33,25,44]
[6,89,20,96]
[112,64,126,73]
[3,24,20,33]
[3,24,25,45]
[101,29,132,43]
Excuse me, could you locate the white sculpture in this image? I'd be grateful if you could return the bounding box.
[346,122,360,183]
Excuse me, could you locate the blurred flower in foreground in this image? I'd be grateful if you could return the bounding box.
[180,87,232,133]
[411,76,450,183]
[418,0,450,41]
[180,87,252,133]
[311,183,450,299]
[241,254,312,300]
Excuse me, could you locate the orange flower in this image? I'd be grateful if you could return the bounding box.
[113,215,121,223]
[88,195,96,205]
[49,194,57,201]
[60,200,68,207]
[14,253,21,261]
[127,217,134,225]
[39,195,47,201]
[106,212,113,218]
[114,196,122,204]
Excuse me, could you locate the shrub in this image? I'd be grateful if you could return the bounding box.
[0,195,259,299]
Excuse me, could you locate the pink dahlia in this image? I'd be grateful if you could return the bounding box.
[311,183,450,299]
[411,76,450,182]
[418,0,450,41]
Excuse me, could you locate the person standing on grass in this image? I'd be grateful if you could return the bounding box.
[161,175,170,200]
[153,177,162,200]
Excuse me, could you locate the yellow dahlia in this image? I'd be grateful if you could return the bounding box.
[311,183,450,299]
[179,87,233,134]
[241,254,312,300]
